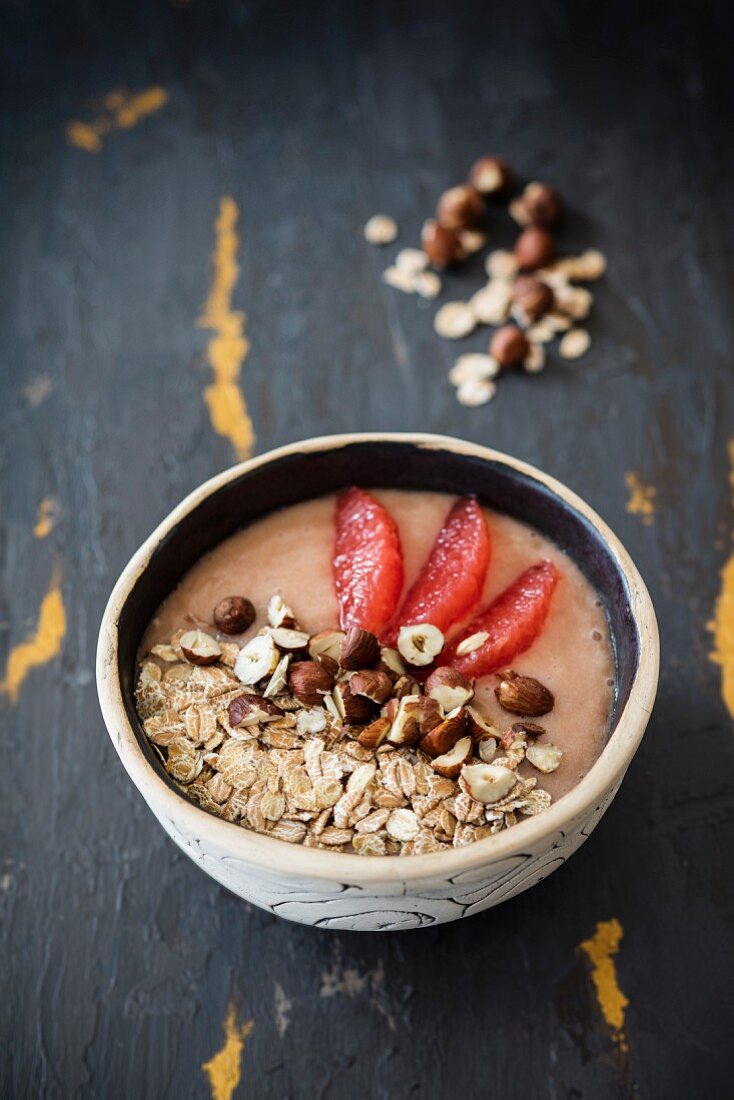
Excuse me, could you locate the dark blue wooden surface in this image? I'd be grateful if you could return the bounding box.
[2,1,733,1097]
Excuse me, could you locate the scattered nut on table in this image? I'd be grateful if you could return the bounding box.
[363,158,607,408]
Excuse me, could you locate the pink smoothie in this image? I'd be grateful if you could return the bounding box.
[141,490,615,800]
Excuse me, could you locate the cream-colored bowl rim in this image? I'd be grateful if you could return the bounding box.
[97,432,659,885]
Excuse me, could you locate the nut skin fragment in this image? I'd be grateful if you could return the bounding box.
[510,720,546,738]
[213,596,256,635]
[420,707,468,758]
[469,155,512,196]
[490,325,530,368]
[512,275,554,321]
[421,219,467,269]
[287,660,334,706]
[520,182,563,229]
[431,735,473,778]
[515,227,555,271]
[495,671,554,717]
[436,184,486,230]
[339,626,380,670]
[349,669,394,703]
[179,630,222,666]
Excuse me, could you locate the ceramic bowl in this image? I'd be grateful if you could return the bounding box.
[96,433,658,931]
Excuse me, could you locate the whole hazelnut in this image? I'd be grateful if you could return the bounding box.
[339,626,380,670]
[490,325,530,368]
[468,155,512,196]
[514,227,555,271]
[421,219,467,269]
[495,671,554,716]
[521,182,563,229]
[436,184,486,230]
[511,720,546,738]
[287,661,334,706]
[512,275,554,320]
[213,596,256,635]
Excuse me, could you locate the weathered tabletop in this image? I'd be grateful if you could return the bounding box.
[2,1,733,1096]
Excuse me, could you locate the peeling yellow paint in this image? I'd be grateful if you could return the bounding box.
[580,918,629,1053]
[34,498,58,539]
[709,438,734,719]
[66,86,168,152]
[0,570,66,704]
[624,471,656,525]
[113,86,168,129]
[198,197,255,462]
[66,120,108,153]
[202,1004,254,1100]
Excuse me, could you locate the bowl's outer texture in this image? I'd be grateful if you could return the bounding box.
[97,433,659,930]
[148,771,626,930]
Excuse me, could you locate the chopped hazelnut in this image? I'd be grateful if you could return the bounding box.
[179,629,222,666]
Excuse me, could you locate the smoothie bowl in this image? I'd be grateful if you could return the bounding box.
[96,433,658,931]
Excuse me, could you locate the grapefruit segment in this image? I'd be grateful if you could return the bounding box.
[333,488,404,635]
[440,559,561,678]
[384,497,490,644]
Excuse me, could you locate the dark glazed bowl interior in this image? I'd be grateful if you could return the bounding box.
[118,440,638,770]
